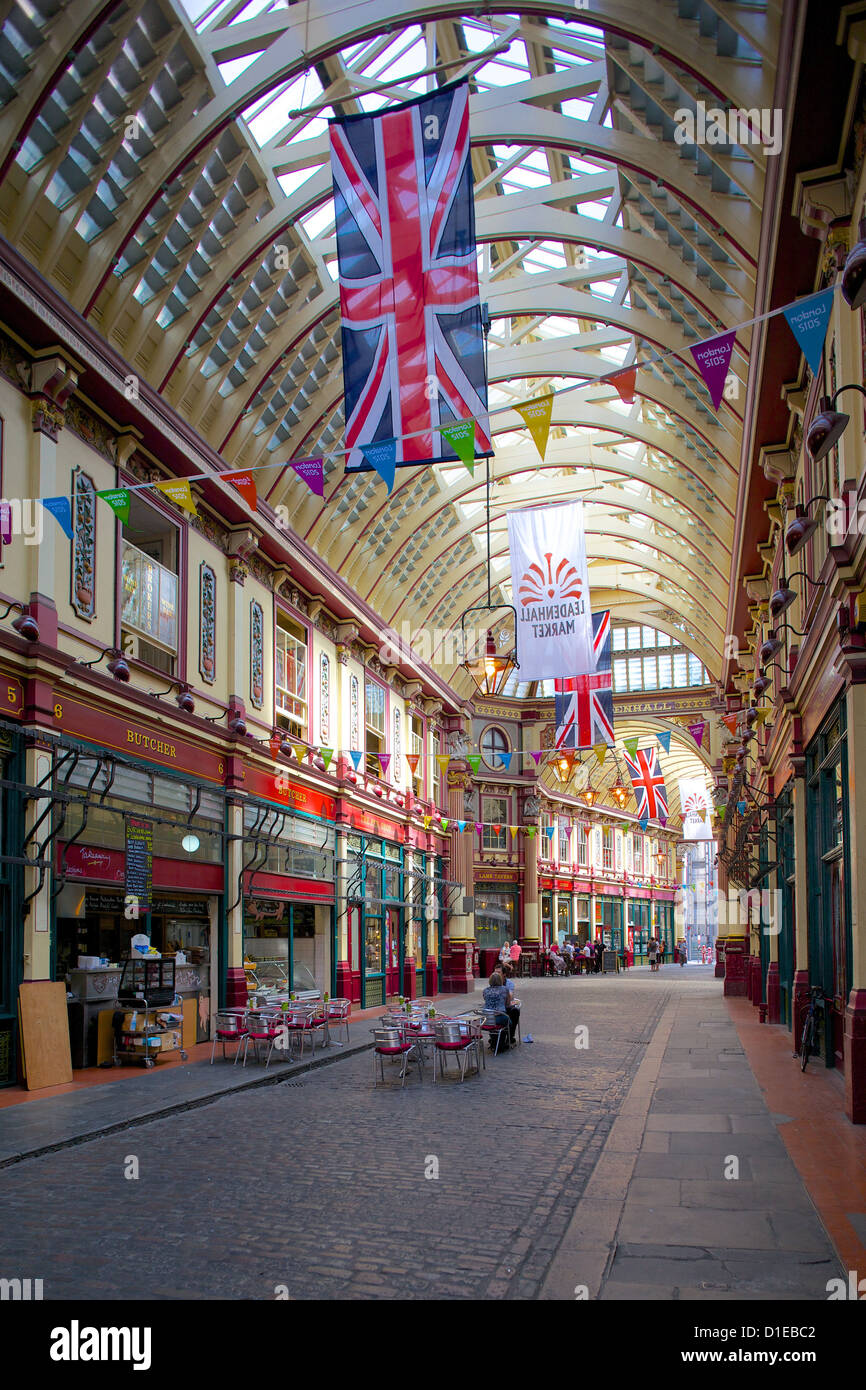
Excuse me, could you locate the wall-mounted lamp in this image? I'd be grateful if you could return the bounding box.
[805,385,866,464]
[0,600,39,643]
[78,646,130,681]
[147,678,195,714]
[769,570,826,619]
[784,497,833,555]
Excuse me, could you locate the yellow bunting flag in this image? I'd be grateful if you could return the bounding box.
[516,394,554,460]
[154,479,197,515]
[594,743,607,766]
[423,815,432,830]
[510,825,518,840]
[436,754,450,777]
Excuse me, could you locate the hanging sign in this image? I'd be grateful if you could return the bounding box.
[507,501,593,680]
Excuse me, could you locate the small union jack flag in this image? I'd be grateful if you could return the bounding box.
[329,81,491,472]
[554,610,613,749]
[623,746,669,821]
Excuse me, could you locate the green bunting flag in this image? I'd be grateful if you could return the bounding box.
[439,419,476,474]
[97,488,131,524]
[467,754,481,774]
[319,748,333,771]
[624,736,639,758]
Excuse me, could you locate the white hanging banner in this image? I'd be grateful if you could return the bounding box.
[679,778,713,840]
[507,501,593,680]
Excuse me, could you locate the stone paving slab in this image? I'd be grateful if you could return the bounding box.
[0,996,469,1166]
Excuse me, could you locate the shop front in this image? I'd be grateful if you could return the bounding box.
[627,895,651,961]
[806,703,851,1071]
[541,884,553,946]
[345,833,404,1009]
[0,709,25,1086]
[556,879,572,945]
[241,792,337,1002]
[475,875,518,955]
[595,889,624,952]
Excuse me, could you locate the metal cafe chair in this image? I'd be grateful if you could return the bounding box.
[326,997,352,1046]
[240,1009,283,1069]
[372,1026,421,1088]
[432,1018,481,1083]
[281,1002,319,1058]
[481,1009,510,1056]
[210,1010,248,1065]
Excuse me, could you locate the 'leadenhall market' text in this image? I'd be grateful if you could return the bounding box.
[520,600,585,638]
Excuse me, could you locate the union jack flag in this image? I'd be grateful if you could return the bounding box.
[329,81,491,472]
[554,610,613,749]
[623,746,669,821]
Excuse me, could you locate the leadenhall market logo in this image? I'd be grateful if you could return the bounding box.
[518,552,585,637]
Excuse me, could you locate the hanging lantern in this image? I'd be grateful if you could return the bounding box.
[462,628,517,697]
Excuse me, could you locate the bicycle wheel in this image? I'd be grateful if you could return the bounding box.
[800,1015,814,1072]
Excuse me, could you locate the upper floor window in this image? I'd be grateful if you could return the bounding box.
[365,676,386,775]
[483,797,508,851]
[409,713,425,798]
[633,833,643,872]
[275,612,308,736]
[558,818,571,864]
[431,732,443,808]
[121,495,179,674]
[481,725,510,770]
[578,825,588,867]
[602,826,613,869]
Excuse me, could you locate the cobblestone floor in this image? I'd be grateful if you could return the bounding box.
[0,973,668,1300]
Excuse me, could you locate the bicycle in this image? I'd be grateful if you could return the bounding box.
[799,986,824,1072]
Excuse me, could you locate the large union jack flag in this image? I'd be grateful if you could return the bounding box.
[623,746,669,821]
[329,81,491,472]
[554,610,613,749]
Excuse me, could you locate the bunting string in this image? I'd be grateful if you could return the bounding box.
[54,285,834,517]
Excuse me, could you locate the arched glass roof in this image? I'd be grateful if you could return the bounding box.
[0,0,779,704]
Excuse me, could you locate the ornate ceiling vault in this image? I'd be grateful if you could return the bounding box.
[0,0,781,703]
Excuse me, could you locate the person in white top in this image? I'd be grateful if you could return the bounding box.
[499,941,512,966]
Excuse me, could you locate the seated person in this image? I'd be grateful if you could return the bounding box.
[482,970,512,1049]
[498,940,512,967]
[548,945,566,975]
[501,962,521,1040]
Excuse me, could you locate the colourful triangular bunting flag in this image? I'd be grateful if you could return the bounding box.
[154,478,197,514]
[361,438,397,493]
[320,748,333,770]
[623,736,639,758]
[406,753,420,774]
[348,750,363,771]
[657,731,671,754]
[783,288,834,375]
[500,752,513,772]
[530,750,543,766]
[467,754,481,774]
[436,754,450,777]
[515,394,553,460]
[608,367,636,404]
[439,419,476,474]
[378,753,391,777]
[688,721,706,748]
[224,470,257,510]
[97,488,130,524]
[689,330,736,411]
[593,743,606,766]
[41,496,73,540]
[291,456,325,497]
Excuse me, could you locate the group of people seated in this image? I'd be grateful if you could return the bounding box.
[547,939,604,975]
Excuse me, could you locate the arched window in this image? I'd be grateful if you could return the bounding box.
[481,725,509,770]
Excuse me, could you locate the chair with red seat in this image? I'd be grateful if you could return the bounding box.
[372,1025,421,1088]
[432,1018,481,1082]
[480,1009,511,1056]
[326,997,351,1046]
[240,1009,283,1069]
[210,1010,248,1065]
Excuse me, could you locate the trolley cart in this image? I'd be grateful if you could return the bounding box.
[112,956,188,1069]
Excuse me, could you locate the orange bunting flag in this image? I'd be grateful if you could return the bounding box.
[722,714,739,736]
[608,367,637,404]
[406,753,420,774]
[224,470,257,510]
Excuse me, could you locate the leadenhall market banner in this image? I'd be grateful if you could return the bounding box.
[507,501,594,680]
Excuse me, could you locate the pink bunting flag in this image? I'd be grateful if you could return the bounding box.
[688,721,706,748]
[530,750,544,766]
[689,331,736,411]
[291,457,325,497]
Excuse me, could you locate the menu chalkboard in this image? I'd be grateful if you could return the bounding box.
[125,816,153,913]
